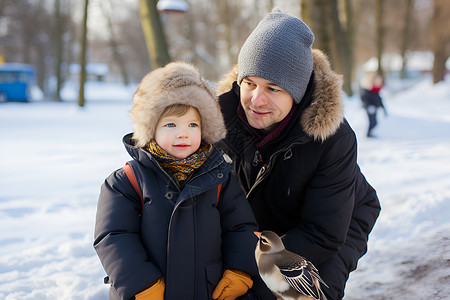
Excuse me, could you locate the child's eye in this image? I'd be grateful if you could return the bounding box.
[165,123,176,128]
[189,123,199,128]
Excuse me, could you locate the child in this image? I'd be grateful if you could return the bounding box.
[94,62,258,300]
[360,73,387,137]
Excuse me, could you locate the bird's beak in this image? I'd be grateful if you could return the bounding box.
[254,231,261,238]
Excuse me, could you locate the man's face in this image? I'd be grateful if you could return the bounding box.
[240,76,294,132]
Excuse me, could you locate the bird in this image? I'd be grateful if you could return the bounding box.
[254,231,328,300]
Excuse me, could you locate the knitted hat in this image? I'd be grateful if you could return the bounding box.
[130,61,226,148]
[238,12,314,104]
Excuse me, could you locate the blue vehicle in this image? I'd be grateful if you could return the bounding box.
[0,63,35,102]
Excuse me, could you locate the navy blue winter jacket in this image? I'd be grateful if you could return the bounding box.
[94,133,259,300]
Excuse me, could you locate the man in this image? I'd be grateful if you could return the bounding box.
[216,11,381,299]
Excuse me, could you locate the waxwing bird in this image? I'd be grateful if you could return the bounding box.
[254,231,328,300]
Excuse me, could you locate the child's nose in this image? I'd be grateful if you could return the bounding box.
[176,129,188,138]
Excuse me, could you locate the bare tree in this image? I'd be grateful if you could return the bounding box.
[139,0,170,69]
[54,0,63,101]
[303,0,354,96]
[400,0,413,79]
[430,0,450,84]
[330,0,354,96]
[314,0,334,58]
[375,0,384,78]
[78,0,89,107]
[301,0,312,25]
[219,1,234,67]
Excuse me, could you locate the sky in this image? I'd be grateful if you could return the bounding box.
[0,76,449,299]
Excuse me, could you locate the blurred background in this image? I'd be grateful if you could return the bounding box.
[0,0,449,105]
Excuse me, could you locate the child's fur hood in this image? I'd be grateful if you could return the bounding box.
[130,61,227,148]
[216,49,344,142]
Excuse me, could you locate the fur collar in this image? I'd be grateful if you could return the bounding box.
[216,49,344,142]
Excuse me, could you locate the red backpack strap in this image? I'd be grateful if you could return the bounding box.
[215,184,222,207]
[123,163,144,211]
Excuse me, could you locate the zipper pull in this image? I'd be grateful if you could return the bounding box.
[253,150,262,166]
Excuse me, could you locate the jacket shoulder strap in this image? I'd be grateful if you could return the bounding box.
[123,162,144,211]
[216,184,222,207]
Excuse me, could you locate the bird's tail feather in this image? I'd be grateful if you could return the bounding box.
[318,288,327,300]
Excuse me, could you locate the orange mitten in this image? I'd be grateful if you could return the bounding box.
[135,278,165,300]
[212,269,253,300]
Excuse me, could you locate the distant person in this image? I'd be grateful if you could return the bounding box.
[216,10,381,299]
[94,62,257,300]
[360,73,387,137]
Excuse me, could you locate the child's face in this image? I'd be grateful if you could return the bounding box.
[154,107,202,159]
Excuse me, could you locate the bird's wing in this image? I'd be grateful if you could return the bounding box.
[277,259,328,300]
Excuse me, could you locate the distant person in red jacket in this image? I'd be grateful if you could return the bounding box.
[360,74,387,138]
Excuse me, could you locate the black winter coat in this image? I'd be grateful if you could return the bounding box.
[216,50,381,299]
[94,134,258,300]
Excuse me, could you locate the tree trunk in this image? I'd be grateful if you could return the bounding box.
[431,0,450,84]
[139,0,170,69]
[344,0,355,96]
[54,0,63,101]
[219,1,234,67]
[400,0,413,79]
[314,0,333,58]
[432,47,447,84]
[78,0,89,107]
[300,0,312,25]
[375,0,384,78]
[267,0,274,13]
[329,0,353,96]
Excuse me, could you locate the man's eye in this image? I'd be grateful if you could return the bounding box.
[269,87,280,92]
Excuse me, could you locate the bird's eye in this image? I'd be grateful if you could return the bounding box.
[261,238,269,244]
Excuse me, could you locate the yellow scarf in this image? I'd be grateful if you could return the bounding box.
[147,140,212,186]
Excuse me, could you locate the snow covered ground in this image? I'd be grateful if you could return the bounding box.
[1,78,449,299]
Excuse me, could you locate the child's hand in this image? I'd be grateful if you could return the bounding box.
[135,278,165,300]
[212,269,253,300]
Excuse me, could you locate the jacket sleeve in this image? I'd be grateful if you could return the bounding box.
[348,167,381,256]
[282,129,358,266]
[217,173,259,276]
[93,169,162,299]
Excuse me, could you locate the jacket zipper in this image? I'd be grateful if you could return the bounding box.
[165,156,225,298]
[247,143,299,198]
[252,150,262,166]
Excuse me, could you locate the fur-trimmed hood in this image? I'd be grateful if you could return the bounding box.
[216,49,344,142]
[130,61,227,148]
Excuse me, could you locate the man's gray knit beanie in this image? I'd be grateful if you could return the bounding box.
[238,12,314,104]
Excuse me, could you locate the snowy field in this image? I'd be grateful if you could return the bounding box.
[1,78,450,299]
